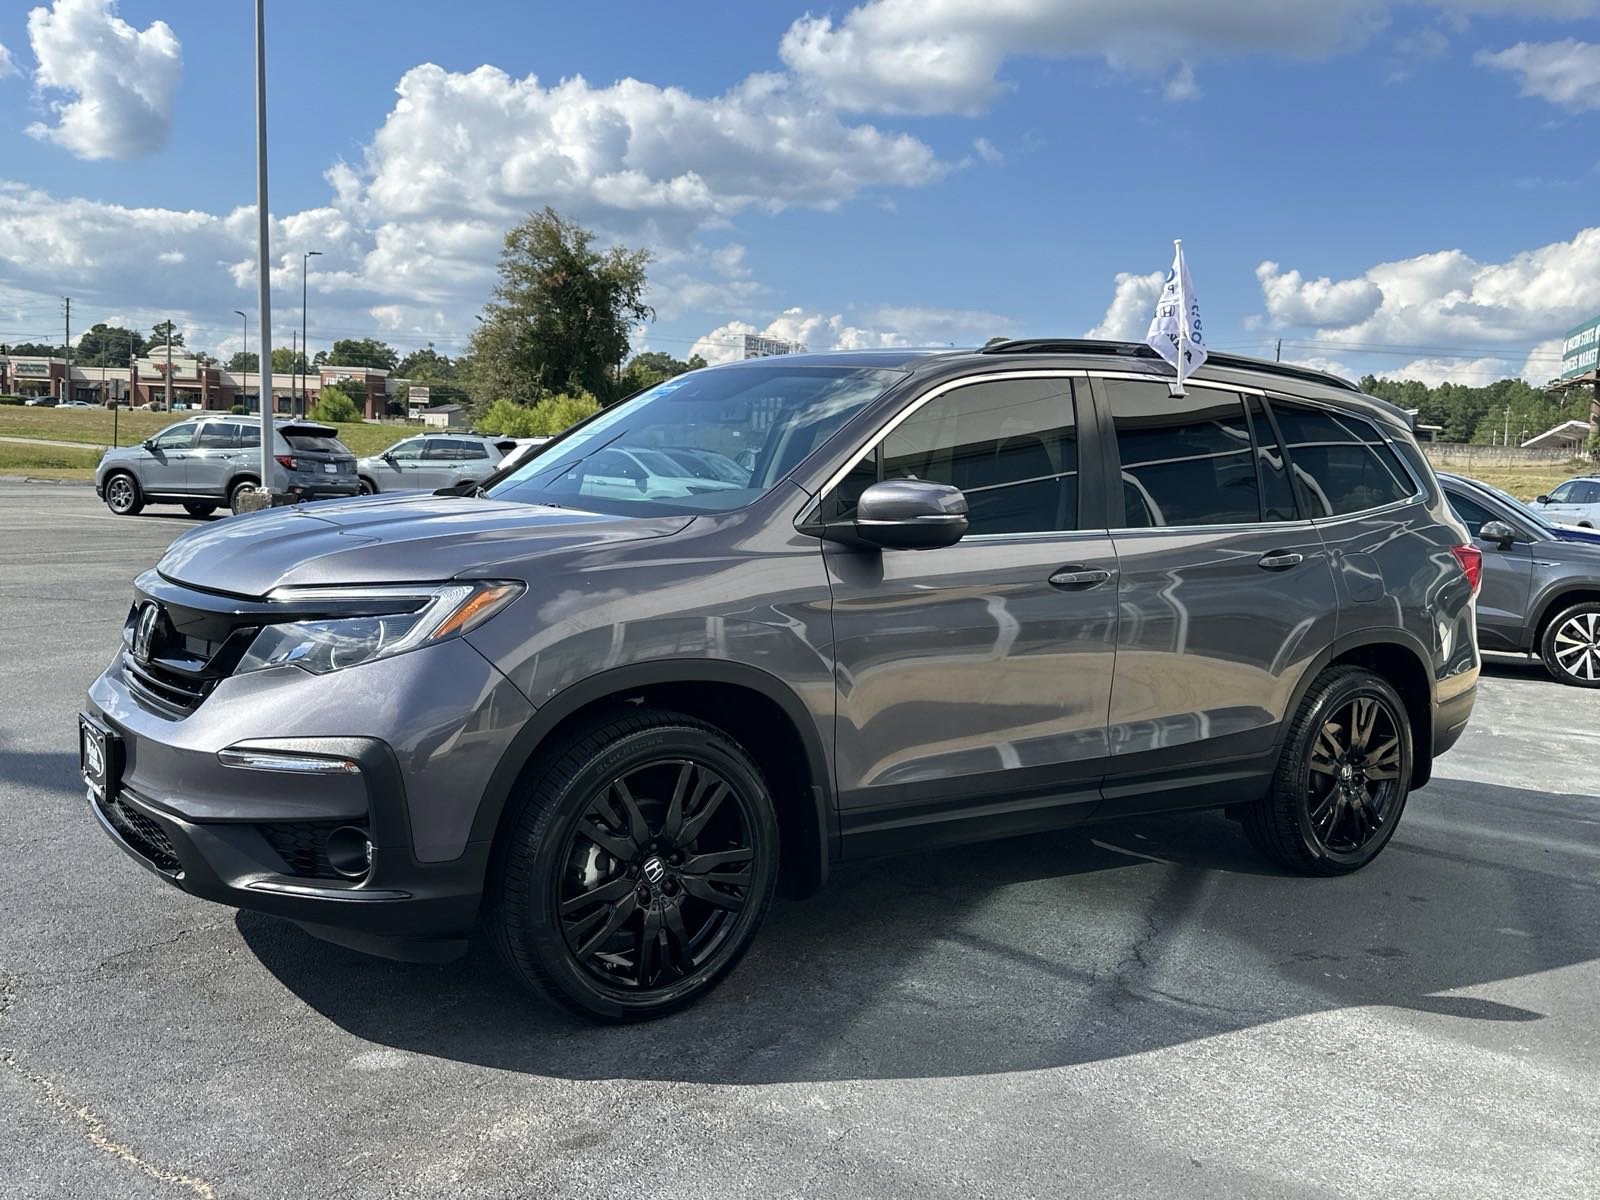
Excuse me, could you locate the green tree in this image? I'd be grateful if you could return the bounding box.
[476,391,601,437]
[469,207,652,406]
[227,351,260,373]
[270,346,309,374]
[326,338,398,371]
[618,349,706,396]
[309,386,362,423]
[147,320,184,350]
[7,341,65,357]
[396,343,471,406]
[76,324,146,367]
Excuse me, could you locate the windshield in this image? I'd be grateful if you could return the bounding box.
[1463,478,1563,533]
[485,364,903,514]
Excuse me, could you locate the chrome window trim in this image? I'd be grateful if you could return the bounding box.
[1088,369,1266,397]
[797,369,1086,525]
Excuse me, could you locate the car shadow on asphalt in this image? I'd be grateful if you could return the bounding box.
[237,775,1600,1084]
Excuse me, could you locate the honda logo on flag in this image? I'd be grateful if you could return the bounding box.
[1146,239,1207,394]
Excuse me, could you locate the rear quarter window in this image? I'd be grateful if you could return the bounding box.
[1270,400,1417,517]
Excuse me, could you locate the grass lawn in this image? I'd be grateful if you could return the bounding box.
[1456,462,1591,501]
[0,406,419,456]
[0,441,101,481]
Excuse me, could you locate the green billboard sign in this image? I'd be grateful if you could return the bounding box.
[1561,314,1600,379]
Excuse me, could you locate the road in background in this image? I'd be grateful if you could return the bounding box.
[2,478,1596,1199]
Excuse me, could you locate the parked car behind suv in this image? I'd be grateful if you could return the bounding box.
[1440,471,1600,686]
[1533,475,1600,528]
[356,433,518,494]
[96,416,359,517]
[81,341,1481,1021]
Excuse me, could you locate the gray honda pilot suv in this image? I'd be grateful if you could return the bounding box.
[81,340,1482,1021]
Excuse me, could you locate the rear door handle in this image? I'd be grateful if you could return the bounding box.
[1258,551,1304,570]
[1049,566,1113,589]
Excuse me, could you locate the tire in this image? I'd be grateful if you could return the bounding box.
[358,476,377,495]
[182,502,217,518]
[228,477,259,516]
[487,707,780,1022]
[103,472,144,516]
[1242,666,1412,876]
[1539,601,1600,688]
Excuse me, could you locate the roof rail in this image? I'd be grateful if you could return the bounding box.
[978,338,1361,393]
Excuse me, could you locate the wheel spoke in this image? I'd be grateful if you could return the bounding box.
[1309,725,1340,776]
[679,847,752,875]
[559,875,634,917]
[576,891,639,960]
[662,902,694,975]
[1350,698,1377,753]
[636,904,664,986]
[679,873,744,911]
[661,762,693,841]
[678,781,730,845]
[576,816,636,862]
[613,777,651,847]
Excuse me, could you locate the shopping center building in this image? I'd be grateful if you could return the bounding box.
[0,353,413,419]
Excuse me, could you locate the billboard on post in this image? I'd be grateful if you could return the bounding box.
[1560,314,1600,380]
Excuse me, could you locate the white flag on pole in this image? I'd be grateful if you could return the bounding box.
[1145,239,1207,393]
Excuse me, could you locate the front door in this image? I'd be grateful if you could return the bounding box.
[140,420,198,494]
[822,374,1118,852]
[1537,479,1600,526]
[1097,379,1337,809]
[374,437,430,490]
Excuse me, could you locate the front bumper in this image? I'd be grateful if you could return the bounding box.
[80,719,488,961]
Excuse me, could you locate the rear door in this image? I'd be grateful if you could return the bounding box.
[1097,378,1337,808]
[139,420,198,494]
[419,438,468,489]
[188,422,244,498]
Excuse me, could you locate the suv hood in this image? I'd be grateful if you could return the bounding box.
[157,493,691,596]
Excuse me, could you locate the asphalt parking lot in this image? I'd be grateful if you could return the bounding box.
[2,476,1596,1199]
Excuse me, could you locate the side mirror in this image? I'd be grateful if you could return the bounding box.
[845,479,969,550]
[142,438,157,450]
[1478,520,1517,549]
[1536,495,1550,504]
[381,451,397,464]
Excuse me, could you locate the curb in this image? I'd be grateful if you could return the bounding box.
[1,474,96,487]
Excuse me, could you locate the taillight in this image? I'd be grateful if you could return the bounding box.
[275,454,297,470]
[1451,544,1482,593]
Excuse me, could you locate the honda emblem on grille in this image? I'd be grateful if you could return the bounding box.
[132,601,160,664]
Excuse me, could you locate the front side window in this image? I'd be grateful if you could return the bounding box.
[1446,491,1497,539]
[1105,381,1260,528]
[387,439,424,461]
[487,365,903,515]
[1270,400,1416,517]
[151,422,198,450]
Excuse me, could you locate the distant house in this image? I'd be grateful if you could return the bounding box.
[421,403,467,430]
[1521,419,1594,453]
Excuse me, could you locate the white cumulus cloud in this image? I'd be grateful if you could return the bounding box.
[1380,356,1513,388]
[690,304,1011,364]
[26,0,182,160]
[1084,271,1165,340]
[778,0,1597,116]
[1256,261,1384,327]
[1476,40,1600,111]
[0,42,18,79]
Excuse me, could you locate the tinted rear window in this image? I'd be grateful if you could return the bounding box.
[1105,380,1261,528]
[284,433,353,455]
[1270,401,1416,517]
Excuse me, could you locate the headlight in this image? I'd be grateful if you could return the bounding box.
[235,581,523,676]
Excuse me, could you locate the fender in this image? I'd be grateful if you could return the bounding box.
[466,658,837,884]
[1269,627,1439,787]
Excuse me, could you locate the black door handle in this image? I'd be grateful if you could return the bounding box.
[1258,551,1304,570]
[1049,566,1113,589]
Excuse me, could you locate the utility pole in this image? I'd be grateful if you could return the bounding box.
[235,310,248,417]
[1274,337,1282,362]
[301,249,321,417]
[165,326,173,411]
[62,296,71,400]
[1504,405,1511,449]
[253,0,274,496]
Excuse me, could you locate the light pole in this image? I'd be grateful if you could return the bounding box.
[301,250,321,416]
[234,310,248,415]
[252,0,274,499]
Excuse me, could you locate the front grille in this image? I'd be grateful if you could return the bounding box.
[259,821,354,879]
[101,794,182,874]
[122,654,214,716]
[120,598,260,719]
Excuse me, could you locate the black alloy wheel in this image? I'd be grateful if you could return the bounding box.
[1540,602,1600,688]
[489,708,778,1021]
[183,501,217,518]
[358,477,377,495]
[1244,666,1411,875]
[104,472,143,515]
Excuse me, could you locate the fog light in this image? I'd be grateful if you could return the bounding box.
[324,825,373,880]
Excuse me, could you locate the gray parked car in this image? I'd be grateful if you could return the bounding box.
[96,416,359,517]
[356,434,517,494]
[1440,471,1600,686]
[82,340,1481,1021]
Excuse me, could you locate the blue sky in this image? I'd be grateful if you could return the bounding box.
[1,0,1598,384]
